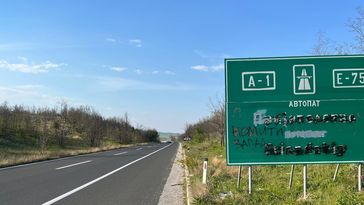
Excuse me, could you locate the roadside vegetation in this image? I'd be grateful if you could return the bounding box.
[182,116,364,204]
[183,138,364,204]
[0,102,160,167]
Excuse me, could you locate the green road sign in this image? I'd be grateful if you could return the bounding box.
[225,55,364,165]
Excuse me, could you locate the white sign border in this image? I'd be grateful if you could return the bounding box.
[333,68,364,88]
[241,71,276,91]
[225,55,364,166]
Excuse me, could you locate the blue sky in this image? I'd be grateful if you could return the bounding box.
[0,0,362,133]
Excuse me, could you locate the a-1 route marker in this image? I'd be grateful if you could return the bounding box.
[242,71,276,91]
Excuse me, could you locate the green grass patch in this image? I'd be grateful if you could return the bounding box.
[183,139,364,205]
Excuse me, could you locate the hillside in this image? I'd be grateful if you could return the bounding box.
[158,132,180,140]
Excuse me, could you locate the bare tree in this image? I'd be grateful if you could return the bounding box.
[54,101,69,147]
[183,123,194,138]
[36,115,51,153]
[0,101,153,150]
[312,7,364,56]
[348,6,364,52]
[208,95,225,147]
[121,113,132,143]
[311,31,332,55]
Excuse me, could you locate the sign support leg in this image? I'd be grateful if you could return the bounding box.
[333,164,340,181]
[303,165,307,199]
[248,166,252,195]
[359,163,362,192]
[289,165,295,189]
[237,166,242,188]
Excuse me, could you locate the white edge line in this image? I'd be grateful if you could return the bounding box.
[0,153,92,171]
[114,151,127,156]
[42,143,173,205]
[0,146,132,171]
[136,148,142,150]
[56,160,92,170]
[182,143,191,205]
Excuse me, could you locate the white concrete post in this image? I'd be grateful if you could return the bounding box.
[333,164,340,181]
[303,165,307,199]
[202,158,208,184]
[248,166,252,195]
[237,166,242,188]
[289,165,295,189]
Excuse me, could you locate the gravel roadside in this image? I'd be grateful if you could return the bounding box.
[158,142,184,205]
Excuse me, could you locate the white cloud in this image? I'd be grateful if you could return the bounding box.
[97,77,195,91]
[192,50,228,72]
[129,39,142,48]
[106,38,117,43]
[133,69,176,75]
[211,64,224,72]
[191,65,209,72]
[111,67,127,72]
[129,39,141,44]
[0,58,66,74]
[0,84,76,107]
[164,70,175,75]
[193,50,230,60]
[17,56,28,62]
[135,69,143,74]
[105,38,143,47]
[0,43,36,51]
[191,64,224,72]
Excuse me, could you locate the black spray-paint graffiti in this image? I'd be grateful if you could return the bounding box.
[262,112,356,127]
[232,126,285,138]
[264,142,347,157]
[232,126,279,149]
[233,137,266,150]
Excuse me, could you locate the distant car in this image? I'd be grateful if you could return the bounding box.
[166,141,172,143]
[183,136,191,141]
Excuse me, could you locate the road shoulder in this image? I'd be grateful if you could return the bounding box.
[158,143,184,205]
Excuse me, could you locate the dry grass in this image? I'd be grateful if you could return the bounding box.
[183,139,364,205]
[0,142,147,168]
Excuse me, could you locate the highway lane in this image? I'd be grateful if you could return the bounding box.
[0,142,178,205]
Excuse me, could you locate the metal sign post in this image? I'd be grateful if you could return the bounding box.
[237,166,242,188]
[248,166,252,195]
[333,164,340,181]
[289,165,295,189]
[303,165,307,199]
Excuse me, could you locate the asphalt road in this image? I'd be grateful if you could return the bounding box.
[0,142,178,205]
